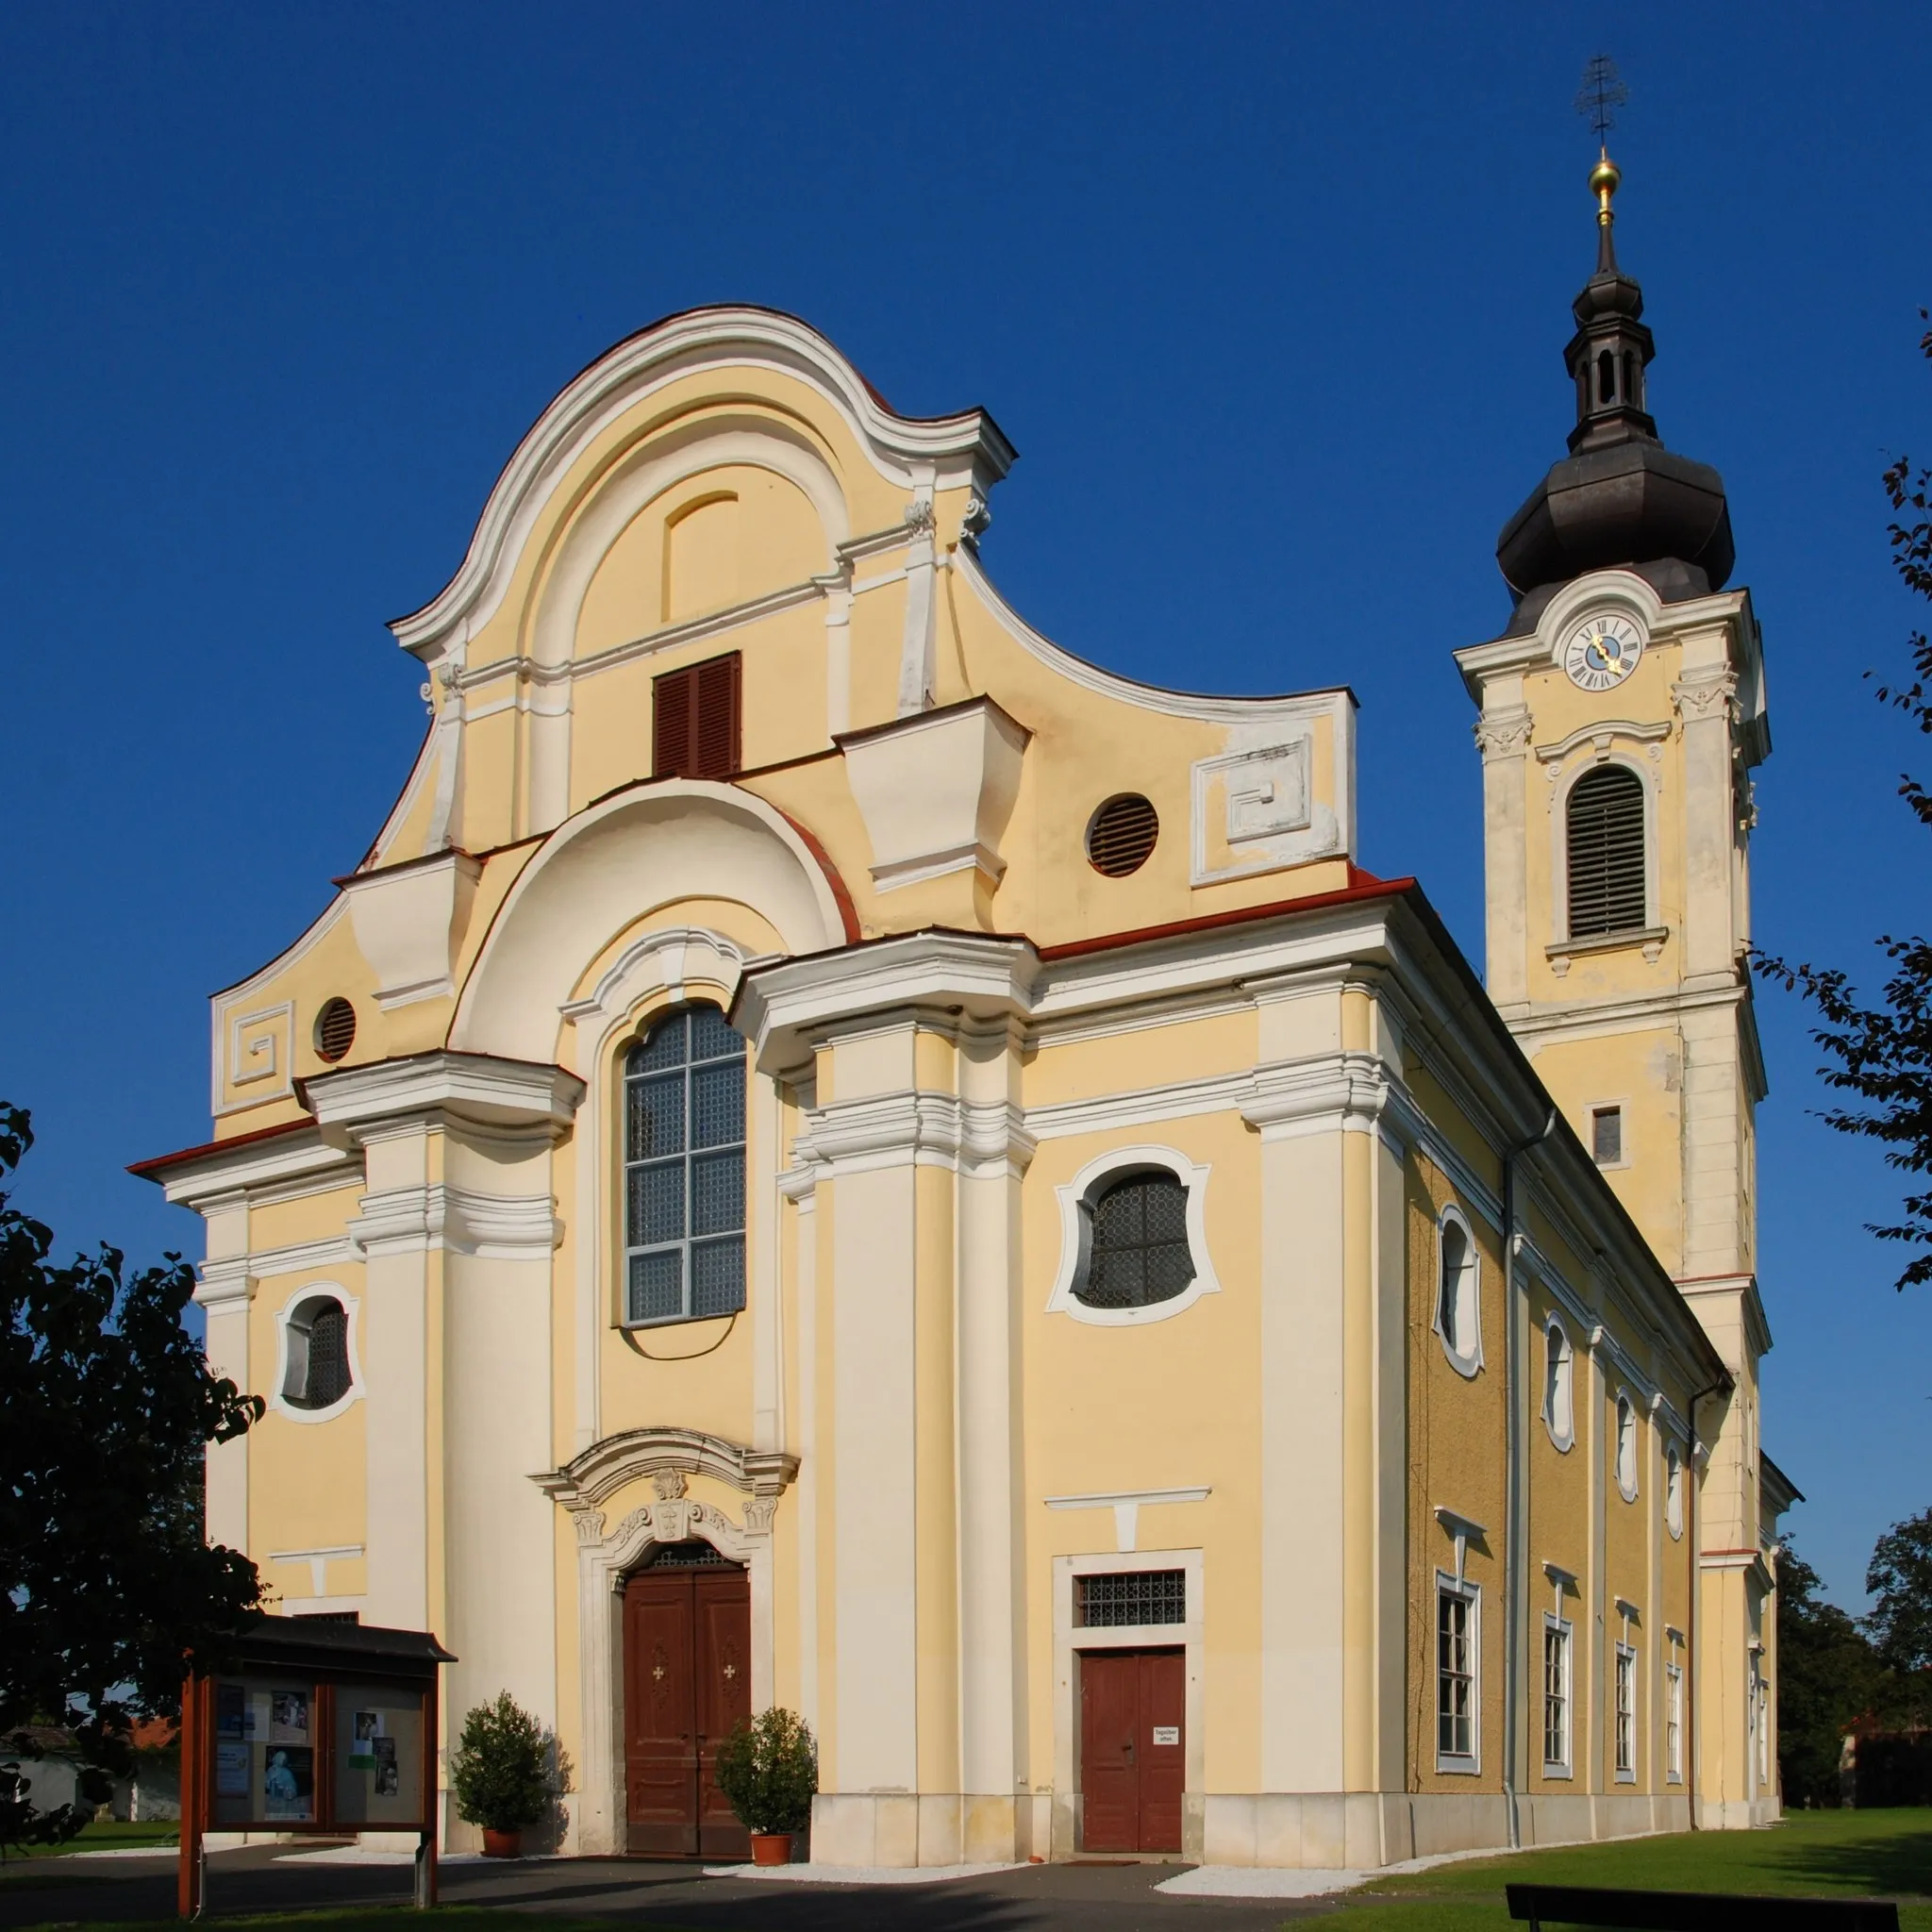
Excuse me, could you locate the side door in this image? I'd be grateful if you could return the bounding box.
[623,1573,697,1855]
[1078,1650,1141,1852]
[693,1568,753,1858]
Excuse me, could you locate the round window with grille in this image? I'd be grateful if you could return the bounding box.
[1086,793,1158,876]
[313,997,357,1063]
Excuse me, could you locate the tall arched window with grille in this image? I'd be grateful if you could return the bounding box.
[623,1003,748,1326]
[1566,764,1646,938]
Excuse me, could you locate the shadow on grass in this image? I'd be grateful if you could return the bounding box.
[1762,1816,1932,1900]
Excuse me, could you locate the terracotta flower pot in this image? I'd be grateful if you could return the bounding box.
[749,1831,792,1866]
[481,1827,522,1858]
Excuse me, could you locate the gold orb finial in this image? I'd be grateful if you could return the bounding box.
[1589,152,1622,225]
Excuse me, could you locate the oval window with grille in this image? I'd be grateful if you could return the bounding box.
[1086,793,1158,877]
[313,997,357,1063]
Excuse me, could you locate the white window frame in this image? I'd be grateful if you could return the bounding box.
[1542,1316,1574,1451]
[270,1285,363,1425]
[1614,1641,1639,1783]
[1435,1573,1481,1774]
[1434,1204,1483,1379]
[1047,1144,1222,1328]
[1551,750,1662,949]
[1665,1444,1685,1540]
[1614,1391,1640,1502]
[1541,1612,1574,1777]
[1665,1657,1685,1784]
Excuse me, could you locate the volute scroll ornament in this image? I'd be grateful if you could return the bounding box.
[1474,708,1536,761]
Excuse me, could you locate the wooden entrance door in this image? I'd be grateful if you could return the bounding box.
[622,1553,752,1857]
[1078,1647,1185,1853]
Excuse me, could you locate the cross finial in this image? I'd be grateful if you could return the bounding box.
[1574,53,1628,153]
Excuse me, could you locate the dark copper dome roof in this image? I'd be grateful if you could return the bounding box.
[1496,159,1734,633]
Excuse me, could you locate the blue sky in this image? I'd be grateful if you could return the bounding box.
[3,4,1926,1610]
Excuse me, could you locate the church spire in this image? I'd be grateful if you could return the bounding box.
[1563,149,1658,454]
[1492,121,1736,631]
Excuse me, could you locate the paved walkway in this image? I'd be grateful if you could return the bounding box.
[0,1843,1355,1930]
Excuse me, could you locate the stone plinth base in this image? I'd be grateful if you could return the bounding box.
[810,1789,1694,1869]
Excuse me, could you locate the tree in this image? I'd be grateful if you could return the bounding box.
[1776,1541,1890,1806]
[1867,1506,1932,1680]
[1757,316,1932,1289]
[0,1103,263,1852]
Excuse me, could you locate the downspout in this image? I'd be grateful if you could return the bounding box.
[1685,1376,1729,1828]
[1501,1104,1557,1851]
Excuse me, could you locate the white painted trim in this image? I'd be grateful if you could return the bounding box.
[1051,1547,1205,1863]
[1614,1391,1641,1503]
[1189,727,1351,883]
[391,308,1014,665]
[269,1285,363,1424]
[1045,1144,1220,1328]
[1547,745,1665,958]
[1613,1641,1640,1784]
[1665,1446,1685,1541]
[1542,1316,1576,1452]
[1433,1203,1483,1378]
[1043,1488,1211,1554]
[1583,1098,1632,1171]
[1541,1609,1574,1778]
[956,540,1359,735]
[266,1545,365,1597]
[208,901,351,1117]
[1434,1571,1482,1775]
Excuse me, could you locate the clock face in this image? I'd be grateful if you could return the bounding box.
[1561,611,1645,691]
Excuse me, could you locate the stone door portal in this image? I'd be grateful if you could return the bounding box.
[1078,1647,1185,1853]
[622,1543,752,1858]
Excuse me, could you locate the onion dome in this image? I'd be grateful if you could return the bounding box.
[1495,153,1735,633]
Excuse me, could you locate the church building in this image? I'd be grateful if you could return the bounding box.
[138,154,1794,1868]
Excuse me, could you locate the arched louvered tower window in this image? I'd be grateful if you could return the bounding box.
[1566,765,1646,938]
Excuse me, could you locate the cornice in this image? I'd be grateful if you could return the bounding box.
[791,1090,1036,1180]
[390,306,1016,665]
[532,1424,799,1514]
[346,1181,561,1259]
[302,1051,585,1144]
[955,541,1358,728]
[736,931,1037,1074]
[142,1124,359,1213]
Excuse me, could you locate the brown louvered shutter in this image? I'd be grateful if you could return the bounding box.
[1567,764,1646,937]
[654,652,740,780]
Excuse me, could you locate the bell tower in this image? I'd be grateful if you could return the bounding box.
[1453,147,1781,1825]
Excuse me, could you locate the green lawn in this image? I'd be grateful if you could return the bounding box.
[1,1816,178,1862]
[1338,1808,1932,1932]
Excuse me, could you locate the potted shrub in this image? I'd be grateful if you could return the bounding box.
[449,1692,554,1857]
[713,1707,816,1865]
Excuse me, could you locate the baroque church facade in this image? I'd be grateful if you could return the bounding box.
[140,158,1793,1868]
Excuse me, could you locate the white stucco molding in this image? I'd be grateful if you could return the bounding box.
[340,849,481,1010]
[836,694,1031,891]
[1453,570,1767,766]
[542,1425,800,1857]
[736,929,1037,1075]
[533,1424,799,1530]
[1045,1143,1221,1328]
[1043,1487,1210,1553]
[956,541,1358,734]
[140,1123,360,1214]
[451,781,852,1065]
[559,925,751,1030]
[389,307,1016,668]
[303,1050,584,1145]
[208,900,351,1117]
[268,1284,364,1424]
